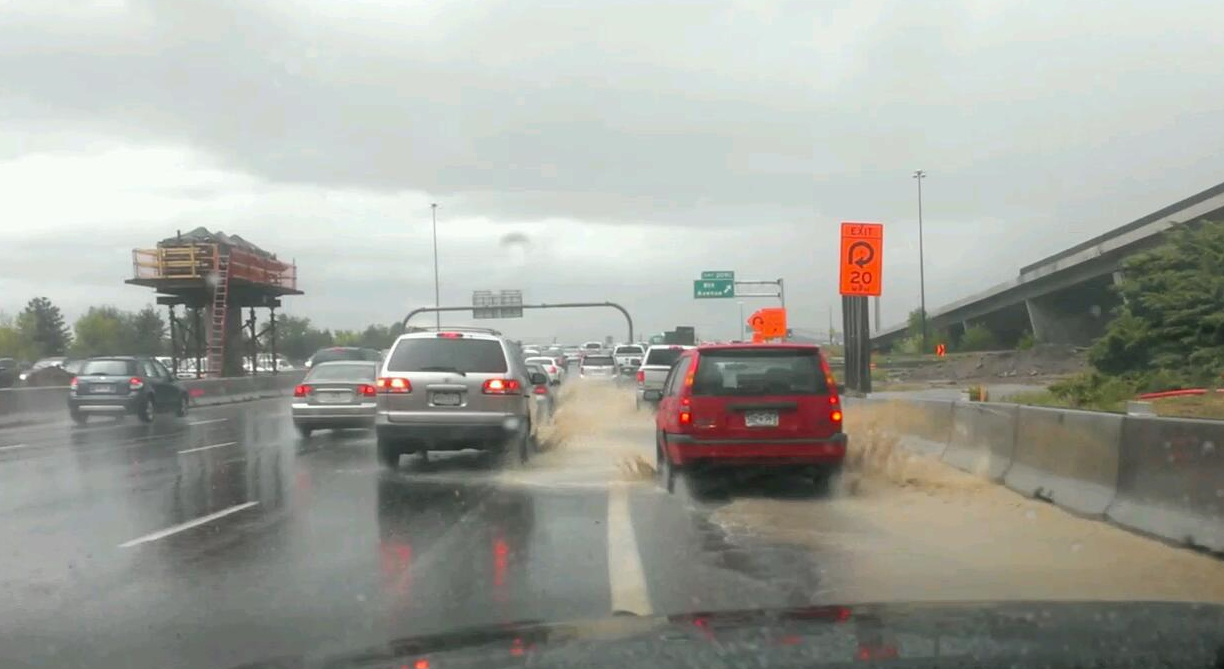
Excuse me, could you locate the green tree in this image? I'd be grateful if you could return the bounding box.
[71,307,131,358]
[126,306,167,355]
[1089,220,1224,386]
[276,315,333,362]
[17,297,71,357]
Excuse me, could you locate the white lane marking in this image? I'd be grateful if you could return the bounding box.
[118,502,260,548]
[187,418,228,426]
[0,443,31,452]
[177,441,238,455]
[606,482,653,615]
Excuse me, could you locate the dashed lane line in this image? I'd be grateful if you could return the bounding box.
[118,502,260,548]
[606,482,653,616]
[177,441,238,455]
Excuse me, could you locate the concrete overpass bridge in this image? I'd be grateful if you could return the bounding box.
[874,180,1224,350]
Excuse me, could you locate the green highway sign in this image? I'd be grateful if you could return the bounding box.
[694,279,735,299]
[701,270,735,281]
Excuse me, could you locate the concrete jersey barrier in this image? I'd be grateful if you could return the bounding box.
[1108,415,1224,552]
[0,372,305,427]
[941,402,1018,481]
[1005,406,1123,516]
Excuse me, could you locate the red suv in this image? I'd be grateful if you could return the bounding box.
[642,344,846,494]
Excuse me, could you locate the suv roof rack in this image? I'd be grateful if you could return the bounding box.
[404,325,503,336]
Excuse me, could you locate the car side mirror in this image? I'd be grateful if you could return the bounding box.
[529,372,548,386]
[642,389,663,401]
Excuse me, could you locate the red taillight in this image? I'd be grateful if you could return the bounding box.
[436,332,463,339]
[678,397,692,426]
[831,410,843,423]
[483,378,521,394]
[294,384,310,397]
[69,377,78,390]
[376,377,411,393]
[358,384,376,397]
[533,385,547,395]
[829,395,839,404]
[129,377,144,390]
[548,366,557,373]
[636,370,645,384]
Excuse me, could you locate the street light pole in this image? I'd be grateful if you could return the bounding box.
[431,203,441,329]
[912,170,928,353]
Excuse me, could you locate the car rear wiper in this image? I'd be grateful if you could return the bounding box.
[417,366,467,376]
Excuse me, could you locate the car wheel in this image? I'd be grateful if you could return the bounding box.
[296,424,313,439]
[656,432,676,493]
[377,437,401,470]
[137,395,155,424]
[70,410,87,426]
[517,421,532,464]
[812,464,841,498]
[175,393,189,418]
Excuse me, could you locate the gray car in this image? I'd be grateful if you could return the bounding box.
[291,361,380,437]
[374,328,540,469]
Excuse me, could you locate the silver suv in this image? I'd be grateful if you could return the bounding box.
[374,328,543,469]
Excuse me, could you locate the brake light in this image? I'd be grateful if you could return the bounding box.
[129,377,144,390]
[829,395,839,404]
[679,397,692,426]
[636,370,645,384]
[358,384,376,397]
[436,332,463,338]
[376,377,412,393]
[831,410,843,423]
[548,366,557,373]
[483,378,521,394]
[533,385,548,395]
[293,384,310,397]
[69,377,78,390]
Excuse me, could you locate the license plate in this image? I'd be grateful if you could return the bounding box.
[316,391,351,404]
[744,411,779,427]
[432,392,462,406]
[92,384,115,394]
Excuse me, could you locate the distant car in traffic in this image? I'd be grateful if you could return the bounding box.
[291,361,380,437]
[635,345,693,409]
[67,356,189,425]
[611,344,644,368]
[524,356,564,385]
[580,341,604,357]
[0,358,18,388]
[525,362,556,420]
[19,357,80,386]
[374,328,539,469]
[578,354,617,380]
[643,343,846,494]
[304,346,383,369]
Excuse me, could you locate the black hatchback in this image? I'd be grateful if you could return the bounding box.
[68,356,189,425]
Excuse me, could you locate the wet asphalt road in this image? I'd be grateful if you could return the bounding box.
[0,392,826,669]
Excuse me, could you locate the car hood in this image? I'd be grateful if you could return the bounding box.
[231,600,1224,668]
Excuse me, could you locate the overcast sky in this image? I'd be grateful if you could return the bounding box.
[3,0,1223,343]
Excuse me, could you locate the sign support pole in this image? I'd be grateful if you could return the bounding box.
[841,295,872,394]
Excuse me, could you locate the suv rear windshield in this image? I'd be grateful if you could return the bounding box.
[81,359,137,376]
[582,355,614,366]
[305,363,377,382]
[644,348,684,366]
[387,338,508,374]
[311,348,381,364]
[691,349,828,396]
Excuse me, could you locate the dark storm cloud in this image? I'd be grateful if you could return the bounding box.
[2,0,1224,334]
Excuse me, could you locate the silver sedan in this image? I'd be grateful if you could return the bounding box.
[291,361,380,438]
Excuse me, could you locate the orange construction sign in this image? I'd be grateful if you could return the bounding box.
[747,308,787,340]
[838,222,883,297]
